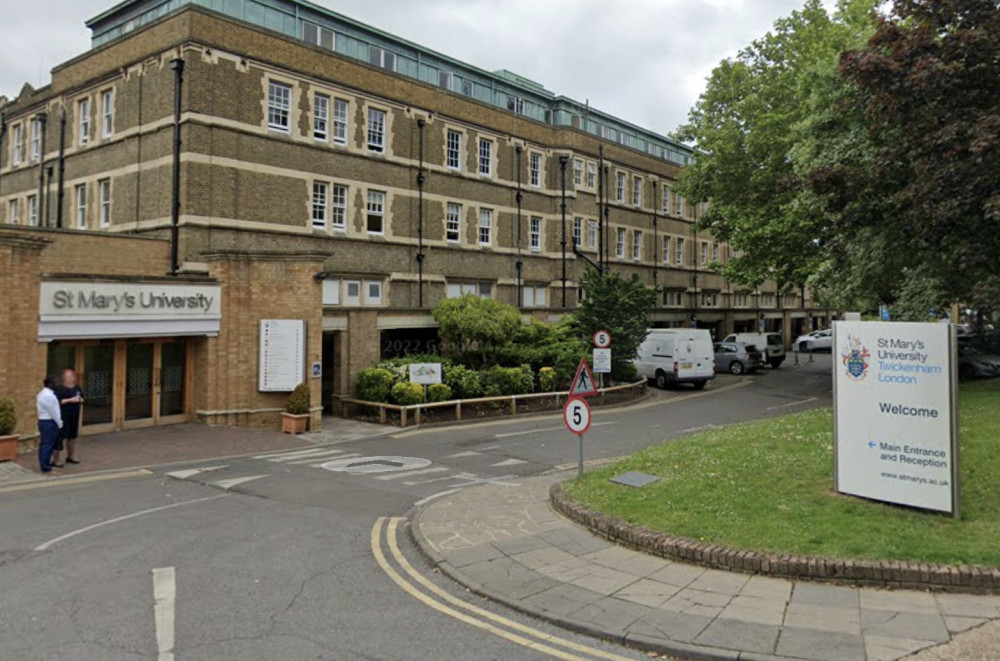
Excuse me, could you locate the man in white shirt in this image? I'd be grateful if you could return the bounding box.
[36,377,63,473]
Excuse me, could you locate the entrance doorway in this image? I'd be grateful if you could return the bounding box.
[45,338,193,434]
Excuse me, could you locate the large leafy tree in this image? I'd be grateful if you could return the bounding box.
[433,294,522,367]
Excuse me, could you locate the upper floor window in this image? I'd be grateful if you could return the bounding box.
[312,181,329,230]
[27,195,37,226]
[75,184,87,229]
[78,98,91,145]
[101,89,115,138]
[616,228,626,258]
[446,130,462,170]
[369,45,397,71]
[674,192,684,217]
[676,237,685,265]
[478,208,493,246]
[573,217,583,247]
[633,176,642,207]
[303,22,335,49]
[98,179,111,228]
[663,290,684,307]
[587,221,597,248]
[701,241,709,267]
[313,93,329,141]
[616,172,625,202]
[529,152,541,187]
[702,293,719,307]
[734,293,749,307]
[530,216,542,252]
[633,230,643,261]
[367,108,386,153]
[333,99,349,145]
[712,242,720,263]
[478,138,492,177]
[662,186,670,214]
[366,190,386,234]
[586,162,596,188]
[267,82,291,132]
[11,124,22,166]
[323,279,384,307]
[331,184,347,230]
[573,159,583,186]
[8,199,19,225]
[507,95,524,115]
[30,119,40,162]
[522,285,547,309]
[446,202,462,243]
[662,235,671,263]
[447,281,492,299]
[439,71,453,90]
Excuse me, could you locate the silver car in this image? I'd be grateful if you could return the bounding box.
[795,328,833,352]
[713,342,762,375]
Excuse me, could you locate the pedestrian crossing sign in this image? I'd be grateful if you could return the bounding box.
[569,358,598,398]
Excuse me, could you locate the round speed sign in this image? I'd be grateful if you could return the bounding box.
[593,330,612,349]
[563,398,593,435]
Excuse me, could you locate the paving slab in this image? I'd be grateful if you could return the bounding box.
[776,626,866,661]
[694,618,779,655]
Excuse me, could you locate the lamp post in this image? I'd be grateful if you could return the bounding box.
[559,154,569,308]
[416,118,426,308]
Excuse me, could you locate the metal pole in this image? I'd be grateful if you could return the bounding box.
[56,107,66,228]
[35,111,47,227]
[597,146,604,274]
[559,155,568,308]
[416,118,426,308]
[652,183,659,289]
[0,112,6,212]
[577,434,584,478]
[169,57,184,276]
[515,146,523,306]
[603,165,610,269]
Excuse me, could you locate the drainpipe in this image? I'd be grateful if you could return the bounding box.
[603,165,611,270]
[597,146,604,274]
[35,111,47,227]
[559,155,568,308]
[416,118,426,308]
[0,112,6,207]
[652,183,659,290]
[169,57,184,276]
[56,107,66,228]
[515,145,523,306]
[44,165,53,226]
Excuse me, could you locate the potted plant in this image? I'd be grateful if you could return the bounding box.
[281,383,311,434]
[0,399,18,462]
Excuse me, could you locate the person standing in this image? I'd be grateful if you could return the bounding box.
[36,377,63,474]
[54,368,84,466]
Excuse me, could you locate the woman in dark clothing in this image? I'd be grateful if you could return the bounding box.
[55,368,84,466]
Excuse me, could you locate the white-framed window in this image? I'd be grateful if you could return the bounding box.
[322,279,341,305]
[529,216,541,252]
[662,235,671,263]
[663,290,684,307]
[313,93,329,141]
[662,186,670,214]
[8,199,19,224]
[761,293,775,308]
[27,195,37,226]
[367,107,386,153]
[478,138,492,177]
[616,172,625,202]
[712,242,720,263]
[78,98,91,145]
[529,152,541,187]
[675,237,685,265]
[507,95,524,115]
[522,285,548,309]
[701,241,709,267]
[447,282,492,299]
[702,292,719,307]
[303,21,335,49]
[11,123,22,166]
[573,159,583,186]
[344,280,362,306]
[267,82,291,132]
[675,192,684,216]
[733,293,749,307]
[439,71,453,90]
[478,208,492,246]
[312,181,329,230]
[633,230,643,261]
[633,176,642,207]
[75,184,87,229]
[101,89,115,138]
[587,220,597,248]
[573,217,582,247]
[98,179,111,228]
[369,45,397,71]
[333,98,349,145]
[365,280,383,306]
[366,190,385,234]
[446,130,462,170]
[30,119,40,162]
[331,184,347,230]
[616,228,626,258]
[600,125,611,140]
[586,162,596,188]
[445,202,462,243]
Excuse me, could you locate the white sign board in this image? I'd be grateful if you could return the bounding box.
[408,363,443,385]
[592,348,611,373]
[833,321,958,515]
[259,319,306,392]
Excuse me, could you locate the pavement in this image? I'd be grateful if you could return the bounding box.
[412,471,1000,661]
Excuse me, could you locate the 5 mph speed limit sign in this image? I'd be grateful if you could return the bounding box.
[564,398,592,435]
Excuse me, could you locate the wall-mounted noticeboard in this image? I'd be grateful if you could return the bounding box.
[259,319,306,392]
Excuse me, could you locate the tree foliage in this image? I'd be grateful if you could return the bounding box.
[432,294,522,367]
[572,268,656,377]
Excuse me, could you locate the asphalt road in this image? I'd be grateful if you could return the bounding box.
[0,356,832,661]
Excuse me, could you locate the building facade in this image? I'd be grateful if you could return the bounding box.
[0,0,831,437]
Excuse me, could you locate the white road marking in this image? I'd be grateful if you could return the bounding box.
[152,567,176,661]
[212,475,270,490]
[494,422,615,439]
[412,488,462,507]
[320,456,430,473]
[766,397,818,411]
[374,467,448,481]
[165,466,227,480]
[491,458,527,467]
[449,473,521,488]
[286,451,361,465]
[261,447,344,461]
[403,475,459,486]
[443,451,483,459]
[34,495,227,551]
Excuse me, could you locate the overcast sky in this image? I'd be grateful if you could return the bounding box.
[0,0,823,136]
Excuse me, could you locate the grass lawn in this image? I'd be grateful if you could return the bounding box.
[565,379,1000,566]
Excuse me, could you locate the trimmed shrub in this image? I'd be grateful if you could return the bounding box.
[427,383,453,403]
[285,383,311,414]
[538,367,557,392]
[0,399,15,436]
[611,361,639,383]
[391,381,425,406]
[356,368,396,403]
[443,364,482,399]
[481,365,535,397]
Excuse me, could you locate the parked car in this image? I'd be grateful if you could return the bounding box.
[633,329,715,390]
[795,328,833,352]
[721,332,785,368]
[958,346,1000,380]
[713,342,762,375]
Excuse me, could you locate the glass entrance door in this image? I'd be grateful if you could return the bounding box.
[82,343,115,428]
[159,342,187,420]
[125,341,155,425]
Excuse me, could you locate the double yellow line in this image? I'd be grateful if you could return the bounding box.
[370,517,639,661]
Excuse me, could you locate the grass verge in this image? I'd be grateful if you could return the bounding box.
[564,379,1000,566]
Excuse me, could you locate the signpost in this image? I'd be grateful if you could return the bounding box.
[563,397,592,477]
[593,330,612,349]
[833,321,959,516]
[408,363,443,385]
[592,348,611,374]
[569,358,598,397]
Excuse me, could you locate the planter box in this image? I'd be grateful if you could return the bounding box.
[0,434,19,462]
[281,413,309,435]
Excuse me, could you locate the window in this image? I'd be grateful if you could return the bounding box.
[675,237,685,265]
[367,107,386,153]
[8,199,18,224]
[587,220,597,248]
[478,138,492,176]
[662,235,671,263]
[478,208,492,246]
[761,293,775,307]
[27,195,37,226]
[529,152,541,187]
[702,293,719,307]
[616,228,626,258]
[633,176,642,207]
[701,242,709,267]
[75,184,87,229]
[331,184,347,230]
[573,218,582,247]
[522,285,547,308]
[30,119,40,162]
[529,216,541,252]
[446,130,462,170]
[734,293,749,307]
[98,179,111,228]
[368,45,396,71]
[712,242,720,263]
[632,231,643,261]
[616,172,625,202]
[366,190,385,234]
[573,159,583,186]
[344,280,362,306]
[78,98,91,145]
[312,181,329,230]
[507,95,525,115]
[267,82,291,131]
[322,279,340,305]
[303,22,335,49]
[11,124,22,165]
[333,99,349,145]
[445,202,462,243]
[447,282,492,299]
[322,279,387,306]
[663,290,684,307]
[101,89,114,138]
[599,125,611,140]
[313,93,329,141]
[439,71,452,90]
[675,192,684,216]
[586,162,596,188]
[365,281,383,306]
[662,186,670,214]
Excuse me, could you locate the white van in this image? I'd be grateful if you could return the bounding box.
[722,332,785,368]
[633,329,715,390]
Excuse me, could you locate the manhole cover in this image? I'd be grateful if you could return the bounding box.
[610,471,661,488]
[320,456,431,474]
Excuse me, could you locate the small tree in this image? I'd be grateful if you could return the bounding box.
[433,294,522,367]
[0,399,16,436]
[573,268,657,379]
[285,383,311,415]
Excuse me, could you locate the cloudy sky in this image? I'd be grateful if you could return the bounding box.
[0,0,821,136]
